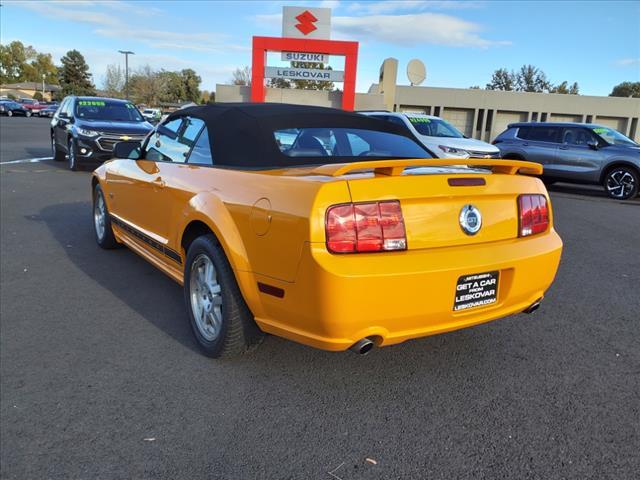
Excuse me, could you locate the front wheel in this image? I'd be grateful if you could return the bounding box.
[184,235,264,358]
[25,110,31,118]
[68,138,78,171]
[52,134,64,161]
[6,110,12,117]
[604,166,639,200]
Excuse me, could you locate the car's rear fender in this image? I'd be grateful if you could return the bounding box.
[175,191,268,318]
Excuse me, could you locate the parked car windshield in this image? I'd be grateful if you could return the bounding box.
[406,116,464,138]
[592,127,637,146]
[75,100,144,122]
[274,127,430,159]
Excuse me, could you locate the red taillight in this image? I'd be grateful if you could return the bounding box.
[326,201,407,253]
[518,194,549,237]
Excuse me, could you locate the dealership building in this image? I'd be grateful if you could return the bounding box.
[217,6,640,141]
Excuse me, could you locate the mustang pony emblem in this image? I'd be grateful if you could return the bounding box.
[459,204,482,235]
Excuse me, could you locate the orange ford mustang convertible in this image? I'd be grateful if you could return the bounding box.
[91,103,563,358]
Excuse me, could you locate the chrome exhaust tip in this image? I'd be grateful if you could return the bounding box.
[523,298,542,314]
[349,338,375,355]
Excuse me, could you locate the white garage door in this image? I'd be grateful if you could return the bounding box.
[596,116,627,134]
[549,113,583,123]
[493,111,528,139]
[442,108,474,137]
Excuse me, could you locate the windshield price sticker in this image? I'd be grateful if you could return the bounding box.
[408,117,430,123]
[453,271,499,311]
[79,101,105,107]
[593,128,608,134]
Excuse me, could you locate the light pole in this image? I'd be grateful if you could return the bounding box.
[118,50,135,99]
[41,74,45,101]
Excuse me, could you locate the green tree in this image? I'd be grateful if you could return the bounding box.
[268,77,292,89]
[22,53,58,84]
[0,41,36,83]
[158,70,185,102]
[180,68,201,103]
[129,65,162,105]
[610,81,640,98]
[516,64,551,93]
[551,81,580,95]
[59,50,95,96]
[486,68,516,91]
[33,91,44,101]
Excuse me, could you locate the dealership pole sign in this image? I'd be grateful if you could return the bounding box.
[251,6,358,110]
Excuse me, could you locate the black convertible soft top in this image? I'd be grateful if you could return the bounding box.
[164,103,425,169]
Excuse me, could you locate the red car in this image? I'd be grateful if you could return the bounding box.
[18,98,47,115]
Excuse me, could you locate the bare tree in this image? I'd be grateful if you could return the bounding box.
[230,66,251,86]
[102,64,125,98]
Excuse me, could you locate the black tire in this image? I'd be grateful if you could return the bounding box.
[68,138,78,171]
[92,184,119,249]
[603,166,639,200]
[184,235,264,358]
[51,133,64,161]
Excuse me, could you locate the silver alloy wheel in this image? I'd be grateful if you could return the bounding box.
[605,169,635,199]
[94,191,106,241]
[25,110,31,117]
[189,254,223,341]
[7,110,12,117]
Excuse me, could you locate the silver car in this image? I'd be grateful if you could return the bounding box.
[494,122,640,200]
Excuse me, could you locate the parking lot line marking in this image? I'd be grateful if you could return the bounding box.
[0,157,53,165]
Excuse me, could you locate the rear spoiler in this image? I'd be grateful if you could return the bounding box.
[310,158,543,177]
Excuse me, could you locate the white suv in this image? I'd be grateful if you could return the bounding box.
[360,111,500,159]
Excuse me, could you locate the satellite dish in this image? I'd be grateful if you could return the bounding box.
[407,59,426,86]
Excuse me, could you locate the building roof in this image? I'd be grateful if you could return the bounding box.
[1,82,62,92]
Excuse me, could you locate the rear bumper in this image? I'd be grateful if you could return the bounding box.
[254,230,563,351]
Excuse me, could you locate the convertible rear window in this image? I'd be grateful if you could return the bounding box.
[274,127,429,159]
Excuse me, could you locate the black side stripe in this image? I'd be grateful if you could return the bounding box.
[110,215,182,265]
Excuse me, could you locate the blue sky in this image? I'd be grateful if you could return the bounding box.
[1,0,639,96]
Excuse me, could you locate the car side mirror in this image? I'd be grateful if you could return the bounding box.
[587,141,599,150]
[114,141,142,160]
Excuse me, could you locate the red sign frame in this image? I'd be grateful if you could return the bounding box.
[251,36,359,111]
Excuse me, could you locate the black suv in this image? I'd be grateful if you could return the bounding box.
[51,96,153,170]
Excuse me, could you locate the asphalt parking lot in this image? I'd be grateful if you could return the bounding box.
[1,116,639,479]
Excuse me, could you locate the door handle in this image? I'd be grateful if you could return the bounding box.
[151,177,166,188]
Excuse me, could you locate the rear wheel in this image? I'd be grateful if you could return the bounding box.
[604,166,638,200]
[93,184,118,249]
[184,235,264,358]
[25,110,31,118]
[6,110,12,117]
[68,138,78,171]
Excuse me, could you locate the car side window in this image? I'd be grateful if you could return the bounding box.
[145,117,205,163]
[562,128,597,146]
[388,116,409,129]
[187,127,214,165]
[145,118,187,163]
[522,127,559,143]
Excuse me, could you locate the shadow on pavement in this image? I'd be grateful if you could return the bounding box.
[32,202,505,376]
[33,201,202,354]
[547,182,607,199]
